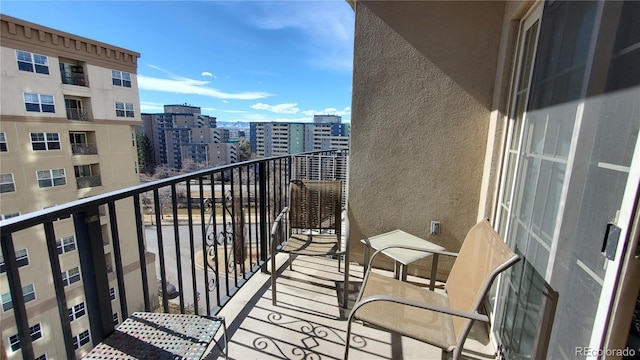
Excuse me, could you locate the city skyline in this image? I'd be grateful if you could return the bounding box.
[1,1,354,123]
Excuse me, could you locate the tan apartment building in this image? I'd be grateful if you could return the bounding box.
[347,0,640,358]
[0,15,155,359]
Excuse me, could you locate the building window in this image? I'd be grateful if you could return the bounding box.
[1,212,20,220]
[112,70,131,88]
[109,287,116,301]
[115,102,134,118]
[30,132,61,151]
[131,132,136,146]
[1,284,36,311]
[16,50,49,74]
[37,169,66,188]
[0,174,16,193]
[134,161,139,174]
[73,330,91,350]
[8,323,42,352]
[23,93,55,113]
[0,248,29,273]
[0,132,7,152]
[113,312,119,326]
[35,354,47,360]
[61,267,81,287]
[68,302,86,322]
[56,236,76,254]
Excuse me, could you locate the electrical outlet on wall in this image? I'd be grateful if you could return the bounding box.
[430,221,440,235]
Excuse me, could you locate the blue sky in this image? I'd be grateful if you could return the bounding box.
[2,1,354,123]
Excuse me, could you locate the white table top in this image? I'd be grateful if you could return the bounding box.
[361,229,446,265]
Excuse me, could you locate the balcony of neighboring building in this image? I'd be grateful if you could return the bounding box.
[70,131,98,155]
[64,97,91,121]
[74,164,101,189]
[59,59,88,87]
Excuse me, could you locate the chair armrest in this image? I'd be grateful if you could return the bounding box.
[353,294,489,323]
[270,207,289,237]
[367,244,458,273]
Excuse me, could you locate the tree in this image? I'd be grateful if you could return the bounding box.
[136,133,155,174]
[238,137,251,161]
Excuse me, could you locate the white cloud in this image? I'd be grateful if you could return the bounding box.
[201,107,247,114]
[302,106,351,117]
[201,71,216,78]
[246,2,354,72]
[138,74,272,100]
[139,101,165,113]
[251,102,300,114]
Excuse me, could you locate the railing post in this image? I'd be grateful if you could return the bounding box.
[259,161,268,272]
[1,233,34,360]
[73,206,114,345]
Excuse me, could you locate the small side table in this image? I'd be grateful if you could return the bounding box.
[361,229,445,291]
[84,312,227,359]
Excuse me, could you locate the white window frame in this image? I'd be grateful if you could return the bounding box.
[1,212,21,220]
[16,50,49,74]
[8,324,41,352]
[30,132,61,151]
[56,236,76,254]
[0,248,30,273]
[23,93,55,113]
[73,330,91,350]
[37,169,67,189]
[0,132,7,152]
[61,267,81,287]
[68,302,86,322]
[1,283,36,312]
[109,287,116,301]
[111,70,132,88]
[0,173,16,193]
[113,312,119,326]
[115,102,134,118]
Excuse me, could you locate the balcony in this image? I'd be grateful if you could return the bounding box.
[76,174,102,188]
[65,108,88,121]
[60,62,87,87]
[0,150,494,359]
[71,143,98,155]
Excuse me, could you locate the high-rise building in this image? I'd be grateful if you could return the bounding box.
[0,15,155,359]
[249,115,349,157]
[141,105,237,169]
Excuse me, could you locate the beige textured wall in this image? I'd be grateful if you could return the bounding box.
[348,1,504,279]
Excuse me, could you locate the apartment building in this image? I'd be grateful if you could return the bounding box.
[0,15,155,359]
[250,115,349,157]
[140,105,237,169]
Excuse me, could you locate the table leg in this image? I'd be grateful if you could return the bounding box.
[400,264,408,282]
[429,254,439,291]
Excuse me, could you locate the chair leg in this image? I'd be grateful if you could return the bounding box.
[271,249,277,306]
[344,313,354,359]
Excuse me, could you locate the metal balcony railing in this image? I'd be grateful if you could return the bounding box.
[61,73,87,87]
[66,108,88,121]
[76,175,102,188]
[71,143,98,155]
[0,150,343,359]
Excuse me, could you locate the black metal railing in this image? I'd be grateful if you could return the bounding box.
[61,73,87,87]
[66,108,88,121]
[0,150,341,360]
[71,143,98,155]
[76,175,102,188]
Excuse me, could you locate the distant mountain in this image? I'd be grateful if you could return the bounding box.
[216,121,251,129]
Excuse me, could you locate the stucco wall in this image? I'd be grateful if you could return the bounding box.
[348,1,504,279]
